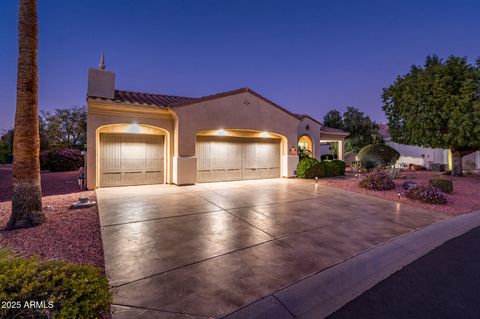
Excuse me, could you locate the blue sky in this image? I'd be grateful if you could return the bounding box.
[1,0,479,132]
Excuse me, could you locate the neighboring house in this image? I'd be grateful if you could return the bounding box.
[378,124,480,171]
[86,59,348,188]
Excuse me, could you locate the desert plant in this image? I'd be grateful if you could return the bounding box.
[40,149,84,172]
[296,158,325,179]
[359,171,395,191]
[0,254,112,319]
[428,178,453,194]
[359,154,382,172]
[405,185,448,204]
[357,144,400,167]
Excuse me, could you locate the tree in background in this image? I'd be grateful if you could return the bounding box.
[40,106,87,150]
[323,109,343,129]
[323,107,383,154]
[8,0,44,229]
[382,55,480,176]
[0,129,14,164]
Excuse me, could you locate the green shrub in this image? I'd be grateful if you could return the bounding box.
[429,178,453,194]
[357,144,400,167]
[359,154,382,172]
[40,149,84,172]
[296,158,325,179]
[359,171,395,191]
[0,254,111,319]
[323,161,340,177]
[328,160,346,175]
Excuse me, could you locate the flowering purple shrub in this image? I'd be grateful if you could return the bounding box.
[40,149,84,172]
[404,185,448,204]
[359,171,395,191]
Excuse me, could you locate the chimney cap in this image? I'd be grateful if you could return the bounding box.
[98,51,105,70]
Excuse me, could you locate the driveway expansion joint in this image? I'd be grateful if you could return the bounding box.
[112,303,213,318]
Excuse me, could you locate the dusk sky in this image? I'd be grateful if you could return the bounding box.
[1,0,479,132]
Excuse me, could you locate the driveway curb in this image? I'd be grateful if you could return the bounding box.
[221,210,480,319]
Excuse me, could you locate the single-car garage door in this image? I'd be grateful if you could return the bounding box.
[99,133,165,187]
[196,136,281,182]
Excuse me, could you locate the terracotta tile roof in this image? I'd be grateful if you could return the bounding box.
[293,113,322,125]
[320,126,350,135]
[111,90,195,107]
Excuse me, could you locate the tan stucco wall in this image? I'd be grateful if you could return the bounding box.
[171,92,300,184]
[297,118,321,159]
[87,91,303,187]
[86,101,174,189]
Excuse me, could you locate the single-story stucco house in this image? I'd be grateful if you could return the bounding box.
[86,58,348,189]
[378,124,480,171]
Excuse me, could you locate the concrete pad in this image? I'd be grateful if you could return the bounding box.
[113,240,319,317]
[103,211,274,286]
[98,191,222,226]
[228,205,359,238]
[96,179,455,318]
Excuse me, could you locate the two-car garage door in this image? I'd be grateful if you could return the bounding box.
[196,136,281,182]
[99,133,165,187]
[99,133,280,186]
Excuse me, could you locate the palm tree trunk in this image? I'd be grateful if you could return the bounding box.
[7,0,44,229]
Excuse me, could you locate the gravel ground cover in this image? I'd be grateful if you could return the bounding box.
[319,170,480,215]
[0,166,104,268]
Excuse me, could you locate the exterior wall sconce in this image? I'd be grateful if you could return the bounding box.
[290,146,297,155]
[315,176,318,184]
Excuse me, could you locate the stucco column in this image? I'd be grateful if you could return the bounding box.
[173,121,197,185]
[338,140,344,161]
[86,112,96,189]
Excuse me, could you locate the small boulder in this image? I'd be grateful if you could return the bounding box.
[402,181,417,190]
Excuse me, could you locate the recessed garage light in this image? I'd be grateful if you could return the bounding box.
[127,123,142,133]
[216,129,226,135]
[260,131,269,138]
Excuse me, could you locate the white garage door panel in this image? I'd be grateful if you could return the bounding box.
[100,133,164,187]
[196,136,280,182]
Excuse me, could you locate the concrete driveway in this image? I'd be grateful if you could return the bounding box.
[96,178,447,318]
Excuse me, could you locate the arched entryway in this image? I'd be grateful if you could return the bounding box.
[298,135,314,157]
